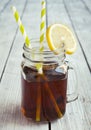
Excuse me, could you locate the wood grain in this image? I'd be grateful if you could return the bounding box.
[0,0,27,80]
[63,0,91,70]
[0,0,91,130]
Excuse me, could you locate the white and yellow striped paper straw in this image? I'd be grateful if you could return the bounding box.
[11,6,31,48]
[40,0,46,51]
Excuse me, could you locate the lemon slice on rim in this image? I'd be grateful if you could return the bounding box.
[46,24,77,54]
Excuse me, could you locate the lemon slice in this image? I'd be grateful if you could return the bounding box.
[46,24,77,54]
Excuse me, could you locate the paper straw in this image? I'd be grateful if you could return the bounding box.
[11,6,31,48]
[36,77,41,121]
[40,0,46,51]
[35,63,43,74]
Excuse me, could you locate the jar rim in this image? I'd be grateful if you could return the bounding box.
[23,38,66,66]
[23,38,65,55]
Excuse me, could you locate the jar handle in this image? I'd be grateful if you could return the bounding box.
[66,61,78,103]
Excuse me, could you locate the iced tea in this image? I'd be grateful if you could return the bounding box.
[21,65,67,121]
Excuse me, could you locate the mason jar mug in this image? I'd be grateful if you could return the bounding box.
[21,39,78,122]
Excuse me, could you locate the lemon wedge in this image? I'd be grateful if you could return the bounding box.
[46,24,77,54]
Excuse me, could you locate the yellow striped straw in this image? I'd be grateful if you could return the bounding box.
[11,6,31,48]
[40,0,46,51]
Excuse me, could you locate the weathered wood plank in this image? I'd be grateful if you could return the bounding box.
[0,0,12,14]
[0,0,27,81]
[1,0,42,75]
[63,0,91,70]
[0,73,48,130]
[81,0,91,13]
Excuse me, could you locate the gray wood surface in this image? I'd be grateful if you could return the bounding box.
[0,0,91,130]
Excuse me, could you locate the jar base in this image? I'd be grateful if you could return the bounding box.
[21,107,65,122]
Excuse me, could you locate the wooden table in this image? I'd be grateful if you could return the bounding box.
[0,0,91,130]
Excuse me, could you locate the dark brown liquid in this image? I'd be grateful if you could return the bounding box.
[21,66,67,122]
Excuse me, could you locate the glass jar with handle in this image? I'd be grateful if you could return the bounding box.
[21,39,78,122]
